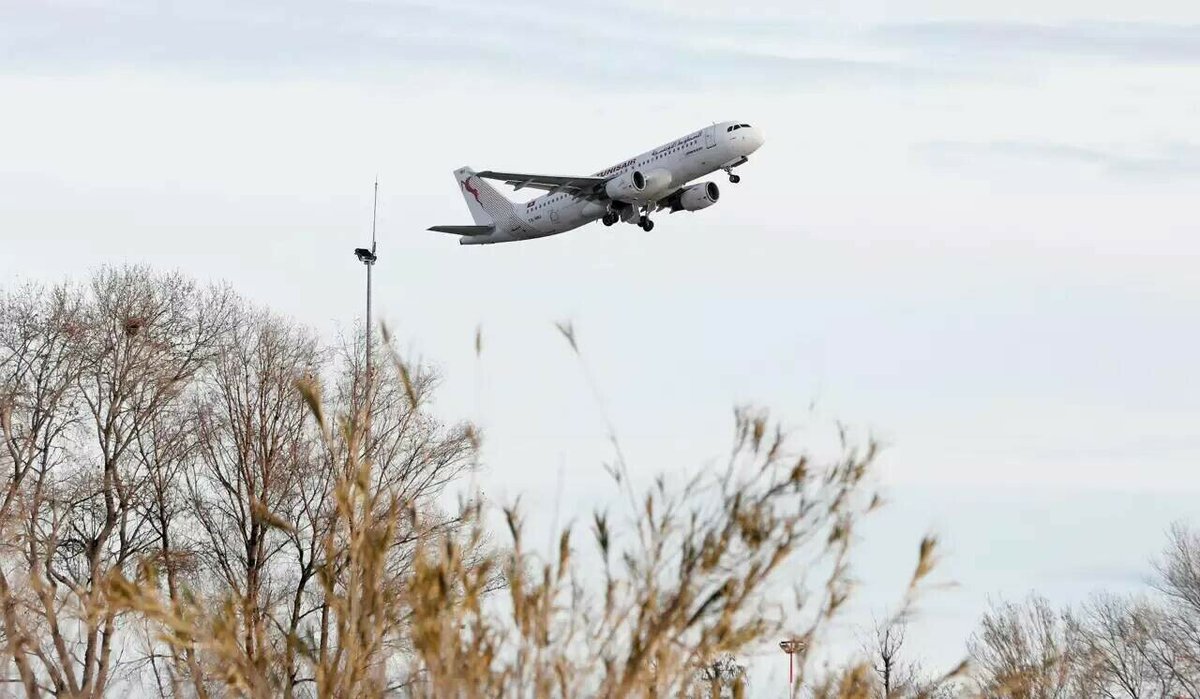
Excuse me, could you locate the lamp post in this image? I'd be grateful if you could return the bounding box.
[354,179,379,445]
[779,639,805,696]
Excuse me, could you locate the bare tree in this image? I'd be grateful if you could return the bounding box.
[4,268,933,699]
[866,619,919,698]
[0,268,234,697]
[288,335,480,695]
[0,281,88,696]
[135,398,210,699]
[132,318,480,696]
[185,308,322,690]
[1148,525,1200,698]
[1076,593,1170,699]
[968,595,1093,699]
[966,530,1200,699]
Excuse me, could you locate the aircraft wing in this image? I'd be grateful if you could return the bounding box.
[655,187,684,208]
[476,170,608,195]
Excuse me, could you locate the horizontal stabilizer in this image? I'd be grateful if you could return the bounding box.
[428,225,494,236]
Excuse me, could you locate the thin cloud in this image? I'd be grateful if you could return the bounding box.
[0,1,946,87]
[878,21,1200,64]
[1052,565,1148,587]
[916,140,1200,181]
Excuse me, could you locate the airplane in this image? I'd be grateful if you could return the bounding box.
[429,121,765,245]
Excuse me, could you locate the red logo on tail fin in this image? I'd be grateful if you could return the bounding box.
[460,177,483,205]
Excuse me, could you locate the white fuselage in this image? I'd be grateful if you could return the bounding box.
[511,121,764,240]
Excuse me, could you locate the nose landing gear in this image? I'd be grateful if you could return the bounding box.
[729,174,741,184]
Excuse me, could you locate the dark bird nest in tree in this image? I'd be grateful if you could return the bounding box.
[123,317,145,336]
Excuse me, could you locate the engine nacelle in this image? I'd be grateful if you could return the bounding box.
[604,168,675,203]
[675,181,720,211]
[604,170,646,202]
[639,168,674,200]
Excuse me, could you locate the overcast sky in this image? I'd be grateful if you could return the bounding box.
[3,0,1199,692]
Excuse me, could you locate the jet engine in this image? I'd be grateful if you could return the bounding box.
[639,168,674,199]
[604,170,646,202]
[673,181,720,211]
[604,168,675,203]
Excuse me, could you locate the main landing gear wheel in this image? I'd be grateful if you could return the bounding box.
[639,216,655,232]
[729,174,741,184]
[602,212,618,227]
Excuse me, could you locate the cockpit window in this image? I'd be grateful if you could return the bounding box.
[740,123,751,128]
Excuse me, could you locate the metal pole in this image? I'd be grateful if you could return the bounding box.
[354,179,379,455]
[367,178,377,385]
[366,260,372,381]
[780,639,803,697]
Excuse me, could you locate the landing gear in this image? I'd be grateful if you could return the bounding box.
[602,212,618,227]
[639,215,655,232]
[729,174,741,184]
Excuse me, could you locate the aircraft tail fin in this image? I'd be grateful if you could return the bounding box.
[454,167,516,226]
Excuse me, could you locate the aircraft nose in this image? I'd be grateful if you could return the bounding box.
[748,127,765,152]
